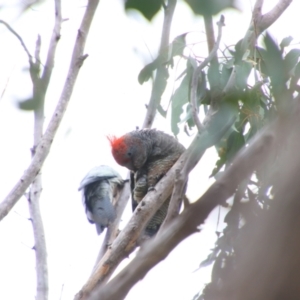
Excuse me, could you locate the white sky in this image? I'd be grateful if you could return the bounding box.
[0,0,299,299]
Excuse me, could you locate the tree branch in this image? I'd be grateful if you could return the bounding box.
[0,20,33,64]
[40,0,62,91]
[28,36,48,300]
[260,0,293,32]
[0,0,100,221]
[158,168,186,233]
[204,15,216,55]
[27,2,62,299]
[142,0,177,129]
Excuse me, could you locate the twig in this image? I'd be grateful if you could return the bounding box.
[190,15,225,132]
[0,65,15,101]
[142,0,177,129]
[88,117,277,300]
[41,0,62,90]
[204,15,216,54]
[0,20,33,64]
[0,0,100,221]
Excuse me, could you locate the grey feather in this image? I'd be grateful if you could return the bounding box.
[79,165,123,235]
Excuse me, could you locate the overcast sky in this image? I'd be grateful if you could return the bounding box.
[0,0,299,299]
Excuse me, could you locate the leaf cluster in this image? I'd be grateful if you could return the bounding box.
[195,34,300,299]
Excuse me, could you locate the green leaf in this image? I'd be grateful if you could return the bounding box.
[18,97,40,111]
[294,61,300,79]
[283,48,300,76]
[138,34,187,84]
[220,61,233,89]
[280,36,293,51]
[171,63,193,136]
[226,130,245,162]
[125,0,162,21]
[235,61,252,90]
[184,0,239,16]
[263,33,285,83]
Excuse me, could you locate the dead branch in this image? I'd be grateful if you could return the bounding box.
[0,0,100,221]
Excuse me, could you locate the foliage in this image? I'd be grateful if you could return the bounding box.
[195,34,300,300]
[125,1,299,299]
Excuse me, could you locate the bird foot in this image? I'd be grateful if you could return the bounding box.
[148,186,156,192]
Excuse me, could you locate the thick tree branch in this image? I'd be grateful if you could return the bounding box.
[142,0,177,129]
[0,0,100,221]
[89,118,277,300]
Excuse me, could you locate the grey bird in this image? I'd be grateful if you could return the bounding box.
[78,165,124,234]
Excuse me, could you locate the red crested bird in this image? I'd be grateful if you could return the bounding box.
[79,165,124,235]
[108,129,185,236]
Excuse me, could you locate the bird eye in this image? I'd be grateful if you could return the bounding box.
[127,152,132,156]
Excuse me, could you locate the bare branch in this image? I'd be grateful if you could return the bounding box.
[204,14,218,62]
[27,2,62,299]
[0,0,100,221]
[190,15,225,132]
[28,36,48,300]
[0,20,33,64]
[89,118,277,300]
[41,0,62,90]
[28,176,48,300]
[142,0,177,129]
[253,0,264,19]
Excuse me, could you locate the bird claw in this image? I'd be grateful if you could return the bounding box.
[148,186,155,192]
